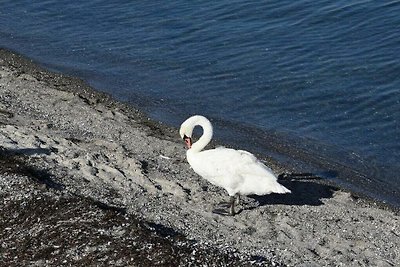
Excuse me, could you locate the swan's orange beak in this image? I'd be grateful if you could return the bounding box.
[183,135,192,149]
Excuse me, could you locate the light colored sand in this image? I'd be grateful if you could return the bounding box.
[1,53,399,266]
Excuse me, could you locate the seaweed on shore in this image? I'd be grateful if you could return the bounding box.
[0,147,272,266]
[0,182,271,266]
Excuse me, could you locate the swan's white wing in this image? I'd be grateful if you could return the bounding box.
[188,148,238,183]
[221,149,289,195]
[188,147,289,196]
[193,147,266,176]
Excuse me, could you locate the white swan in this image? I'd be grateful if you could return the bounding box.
[180,115,291,215]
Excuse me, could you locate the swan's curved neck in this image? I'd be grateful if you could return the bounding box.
[190,117,213,153]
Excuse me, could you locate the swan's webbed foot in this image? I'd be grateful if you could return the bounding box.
[216,201,231,208]
[212,207,234,216]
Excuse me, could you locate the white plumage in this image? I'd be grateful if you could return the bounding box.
[179,115,290,215]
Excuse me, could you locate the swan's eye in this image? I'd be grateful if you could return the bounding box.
[183,134,189,140]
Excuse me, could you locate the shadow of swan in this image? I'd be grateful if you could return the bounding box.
[246,172,338,208]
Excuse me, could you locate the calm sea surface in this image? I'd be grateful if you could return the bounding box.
[1,0,399,206]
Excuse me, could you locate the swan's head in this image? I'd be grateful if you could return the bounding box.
[179,119,194,149]
[180,115,212,150]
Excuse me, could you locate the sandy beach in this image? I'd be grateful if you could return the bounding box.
[0,48,399,266]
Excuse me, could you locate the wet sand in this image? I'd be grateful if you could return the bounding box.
[0,48,399,266]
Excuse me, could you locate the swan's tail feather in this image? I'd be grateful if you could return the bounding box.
[242,175,291,195]
[272,183,291,194]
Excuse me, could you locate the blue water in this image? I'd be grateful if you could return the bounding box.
[1,0,400,206]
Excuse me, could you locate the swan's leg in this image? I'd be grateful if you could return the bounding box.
[229,195,236,216]
[235,194,241,205]
[213,194,239,216]
[228,194,242,215]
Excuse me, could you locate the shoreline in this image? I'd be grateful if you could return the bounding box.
[1,48,399,266]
